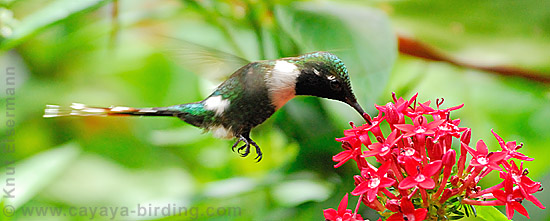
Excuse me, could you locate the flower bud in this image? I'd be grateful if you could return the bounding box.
[385,103,402,125]
[461,128,471,145]
[342,141,353,150]
[442,149,456,174]
[385,199,400,212]
[354,175,363,186]
[439,188,459,203]
[439,188,453,203]
[451,175,460,186]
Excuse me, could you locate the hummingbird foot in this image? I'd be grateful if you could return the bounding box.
[232,133,263,162]
[237,144,250,157]
[250,139,262,162]
[231,136,247,152]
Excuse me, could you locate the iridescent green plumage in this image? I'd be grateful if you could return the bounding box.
[298,52,352,86]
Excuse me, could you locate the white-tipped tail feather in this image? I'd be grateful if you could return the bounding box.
[44,103,180,118]
[44,103,111,118]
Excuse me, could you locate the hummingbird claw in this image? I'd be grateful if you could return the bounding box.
[253,147,262,162]
[238,144,249,156]
[248,139,262,162]
[232,136,246,152]
[232,133,263,162]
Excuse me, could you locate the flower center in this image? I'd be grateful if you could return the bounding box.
[506,194,514,202]
[415,127,426,134]
[512,173,521,183]
[477,157,488,165]
[368,177,381,188]
[415,174,426,182]
[438,124,450,131]
[404,148,415,156]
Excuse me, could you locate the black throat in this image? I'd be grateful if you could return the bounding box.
[295,65,333,99]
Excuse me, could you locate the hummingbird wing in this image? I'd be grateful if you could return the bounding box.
[160,37,251,82]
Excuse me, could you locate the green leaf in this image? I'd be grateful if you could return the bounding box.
[0,143,80,208]
[0,0,111,51]
[459,205,507,221]
[275,2,397,107]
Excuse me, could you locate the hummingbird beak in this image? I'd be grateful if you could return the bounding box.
[345,98,372,125]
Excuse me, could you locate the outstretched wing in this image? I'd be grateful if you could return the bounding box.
[160,36,251,82]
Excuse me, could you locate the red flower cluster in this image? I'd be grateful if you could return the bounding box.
[324,93,544,220]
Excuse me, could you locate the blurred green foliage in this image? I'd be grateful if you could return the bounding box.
[0,0,549,220]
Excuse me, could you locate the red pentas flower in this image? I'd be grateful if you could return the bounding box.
[362,130,402,158]
[501,160,545,209]
[325,93,544,220]
[344,112,386,140]
[333,141,363,168]
[375,93,412,125]
[324,194,365,221]
[394,116,444,138]
[375,102,403,125]
[352,160,395,202]
[399,159,442,190]
[386,198,427,221]
[397,146,422,165]
[419,98,464,121]
[376,92,417,121]
[464,140,506,171]
[492,129,534,161]
[432,119,465,142]
[492,174,530,219]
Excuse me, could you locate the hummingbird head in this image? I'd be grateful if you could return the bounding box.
[293,52,368,120]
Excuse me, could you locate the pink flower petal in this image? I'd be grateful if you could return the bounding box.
[506,203,515,220]
[378,160,392,175]
[394,124,415,132]
[351,182,370,196]
[337,193,349,214]
[423,160,442,176]
[380,177,396,188]
[512,201,530,219]
[414,208,428,221]
[419,178,435,189]
[491,129,507,149]
[367,188,378,202]
[398,177,417,189]
[323,209,337,220]
[333,150,351,161]
[476,140,489,155]
[493,190,506,201]
[387,213,404,221]
[362,150,379,158]
[426,119,445,129]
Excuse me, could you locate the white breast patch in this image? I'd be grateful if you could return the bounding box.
[266,60,300,109]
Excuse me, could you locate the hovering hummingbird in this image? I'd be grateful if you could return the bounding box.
[44,51,370,162]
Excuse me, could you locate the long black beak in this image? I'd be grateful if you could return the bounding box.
[346,98,372,125]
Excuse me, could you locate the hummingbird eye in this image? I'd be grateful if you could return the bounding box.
[330,79,342,91]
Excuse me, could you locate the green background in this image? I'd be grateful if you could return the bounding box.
[0,0,549,220]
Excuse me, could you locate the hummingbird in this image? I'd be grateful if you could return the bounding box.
[44,51,370,162]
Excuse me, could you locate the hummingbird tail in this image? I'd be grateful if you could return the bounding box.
[43,103,180,118]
